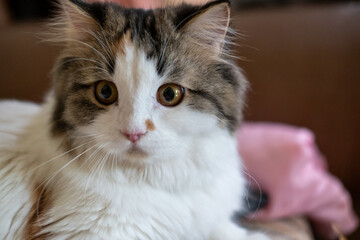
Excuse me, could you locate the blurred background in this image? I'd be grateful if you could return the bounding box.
[0,0,359,239]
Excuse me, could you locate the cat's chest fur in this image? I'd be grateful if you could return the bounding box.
[41,171,241,240]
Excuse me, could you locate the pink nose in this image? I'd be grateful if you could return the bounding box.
[122,131,146,143]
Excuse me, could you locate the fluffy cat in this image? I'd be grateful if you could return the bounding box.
[0,0,270,239]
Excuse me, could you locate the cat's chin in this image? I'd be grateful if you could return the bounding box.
[126,145,148,158]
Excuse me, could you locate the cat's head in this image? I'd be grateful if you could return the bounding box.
[49,0,247,170]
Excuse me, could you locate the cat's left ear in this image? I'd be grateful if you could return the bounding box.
[175,0,231,55]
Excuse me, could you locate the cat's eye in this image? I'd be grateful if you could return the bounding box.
[157,83,185,107]
[95,80,118,105]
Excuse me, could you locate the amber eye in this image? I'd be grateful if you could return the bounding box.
[95,80,118,105]
[157,83,185,107]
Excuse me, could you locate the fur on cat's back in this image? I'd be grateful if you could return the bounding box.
[0,0,270,239]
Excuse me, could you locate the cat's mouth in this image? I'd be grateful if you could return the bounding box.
[126,145,148,158]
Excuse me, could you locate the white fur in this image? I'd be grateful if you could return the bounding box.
[0,46,270,239]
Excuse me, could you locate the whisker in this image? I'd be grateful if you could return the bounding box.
[98,151,110,179]
[36,144,98,191]
[82,148,109,201]
[99,27,115,58]
[239,165,263,217]
[29,139,98,173]
[72,133,103,139]
[83,29,114,72]
[59,57,103,67]
[83,143,109,191]
[35,144,98,216]
[64,38,112,71]
[76,66,109,75]
[82,144,106,202]
[110,153,116,179]
[79,143,105,170]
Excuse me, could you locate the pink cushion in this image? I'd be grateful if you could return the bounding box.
[237,122,358,238]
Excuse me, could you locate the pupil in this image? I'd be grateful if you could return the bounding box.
[163,87,175,102]
[100,84,112,99]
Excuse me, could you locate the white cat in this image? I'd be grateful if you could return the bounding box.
[0,0,270,239]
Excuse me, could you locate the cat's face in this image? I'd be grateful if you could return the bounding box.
[50,0,247,167]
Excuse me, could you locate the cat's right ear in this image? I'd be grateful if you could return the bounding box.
[173,0,231,56]
[47,0,103,43]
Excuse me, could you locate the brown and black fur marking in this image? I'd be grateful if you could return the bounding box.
[25,186,52,240]
[51,0,246,141]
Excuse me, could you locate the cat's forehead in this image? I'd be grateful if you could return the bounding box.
[102,7,172,53]
[113,32,161,92]
[83,6,176,78]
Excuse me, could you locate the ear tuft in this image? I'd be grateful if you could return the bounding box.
[63,0,96,30]
[176,0,231,55]
[44,0,102,44]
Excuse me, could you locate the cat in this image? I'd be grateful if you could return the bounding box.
[0,0,270,239]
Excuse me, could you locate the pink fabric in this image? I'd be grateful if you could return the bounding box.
[237,122,358,239]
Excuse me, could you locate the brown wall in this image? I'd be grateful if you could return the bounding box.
[233,4,360,238]
[233,2,360,200]
[0,23,58,102]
